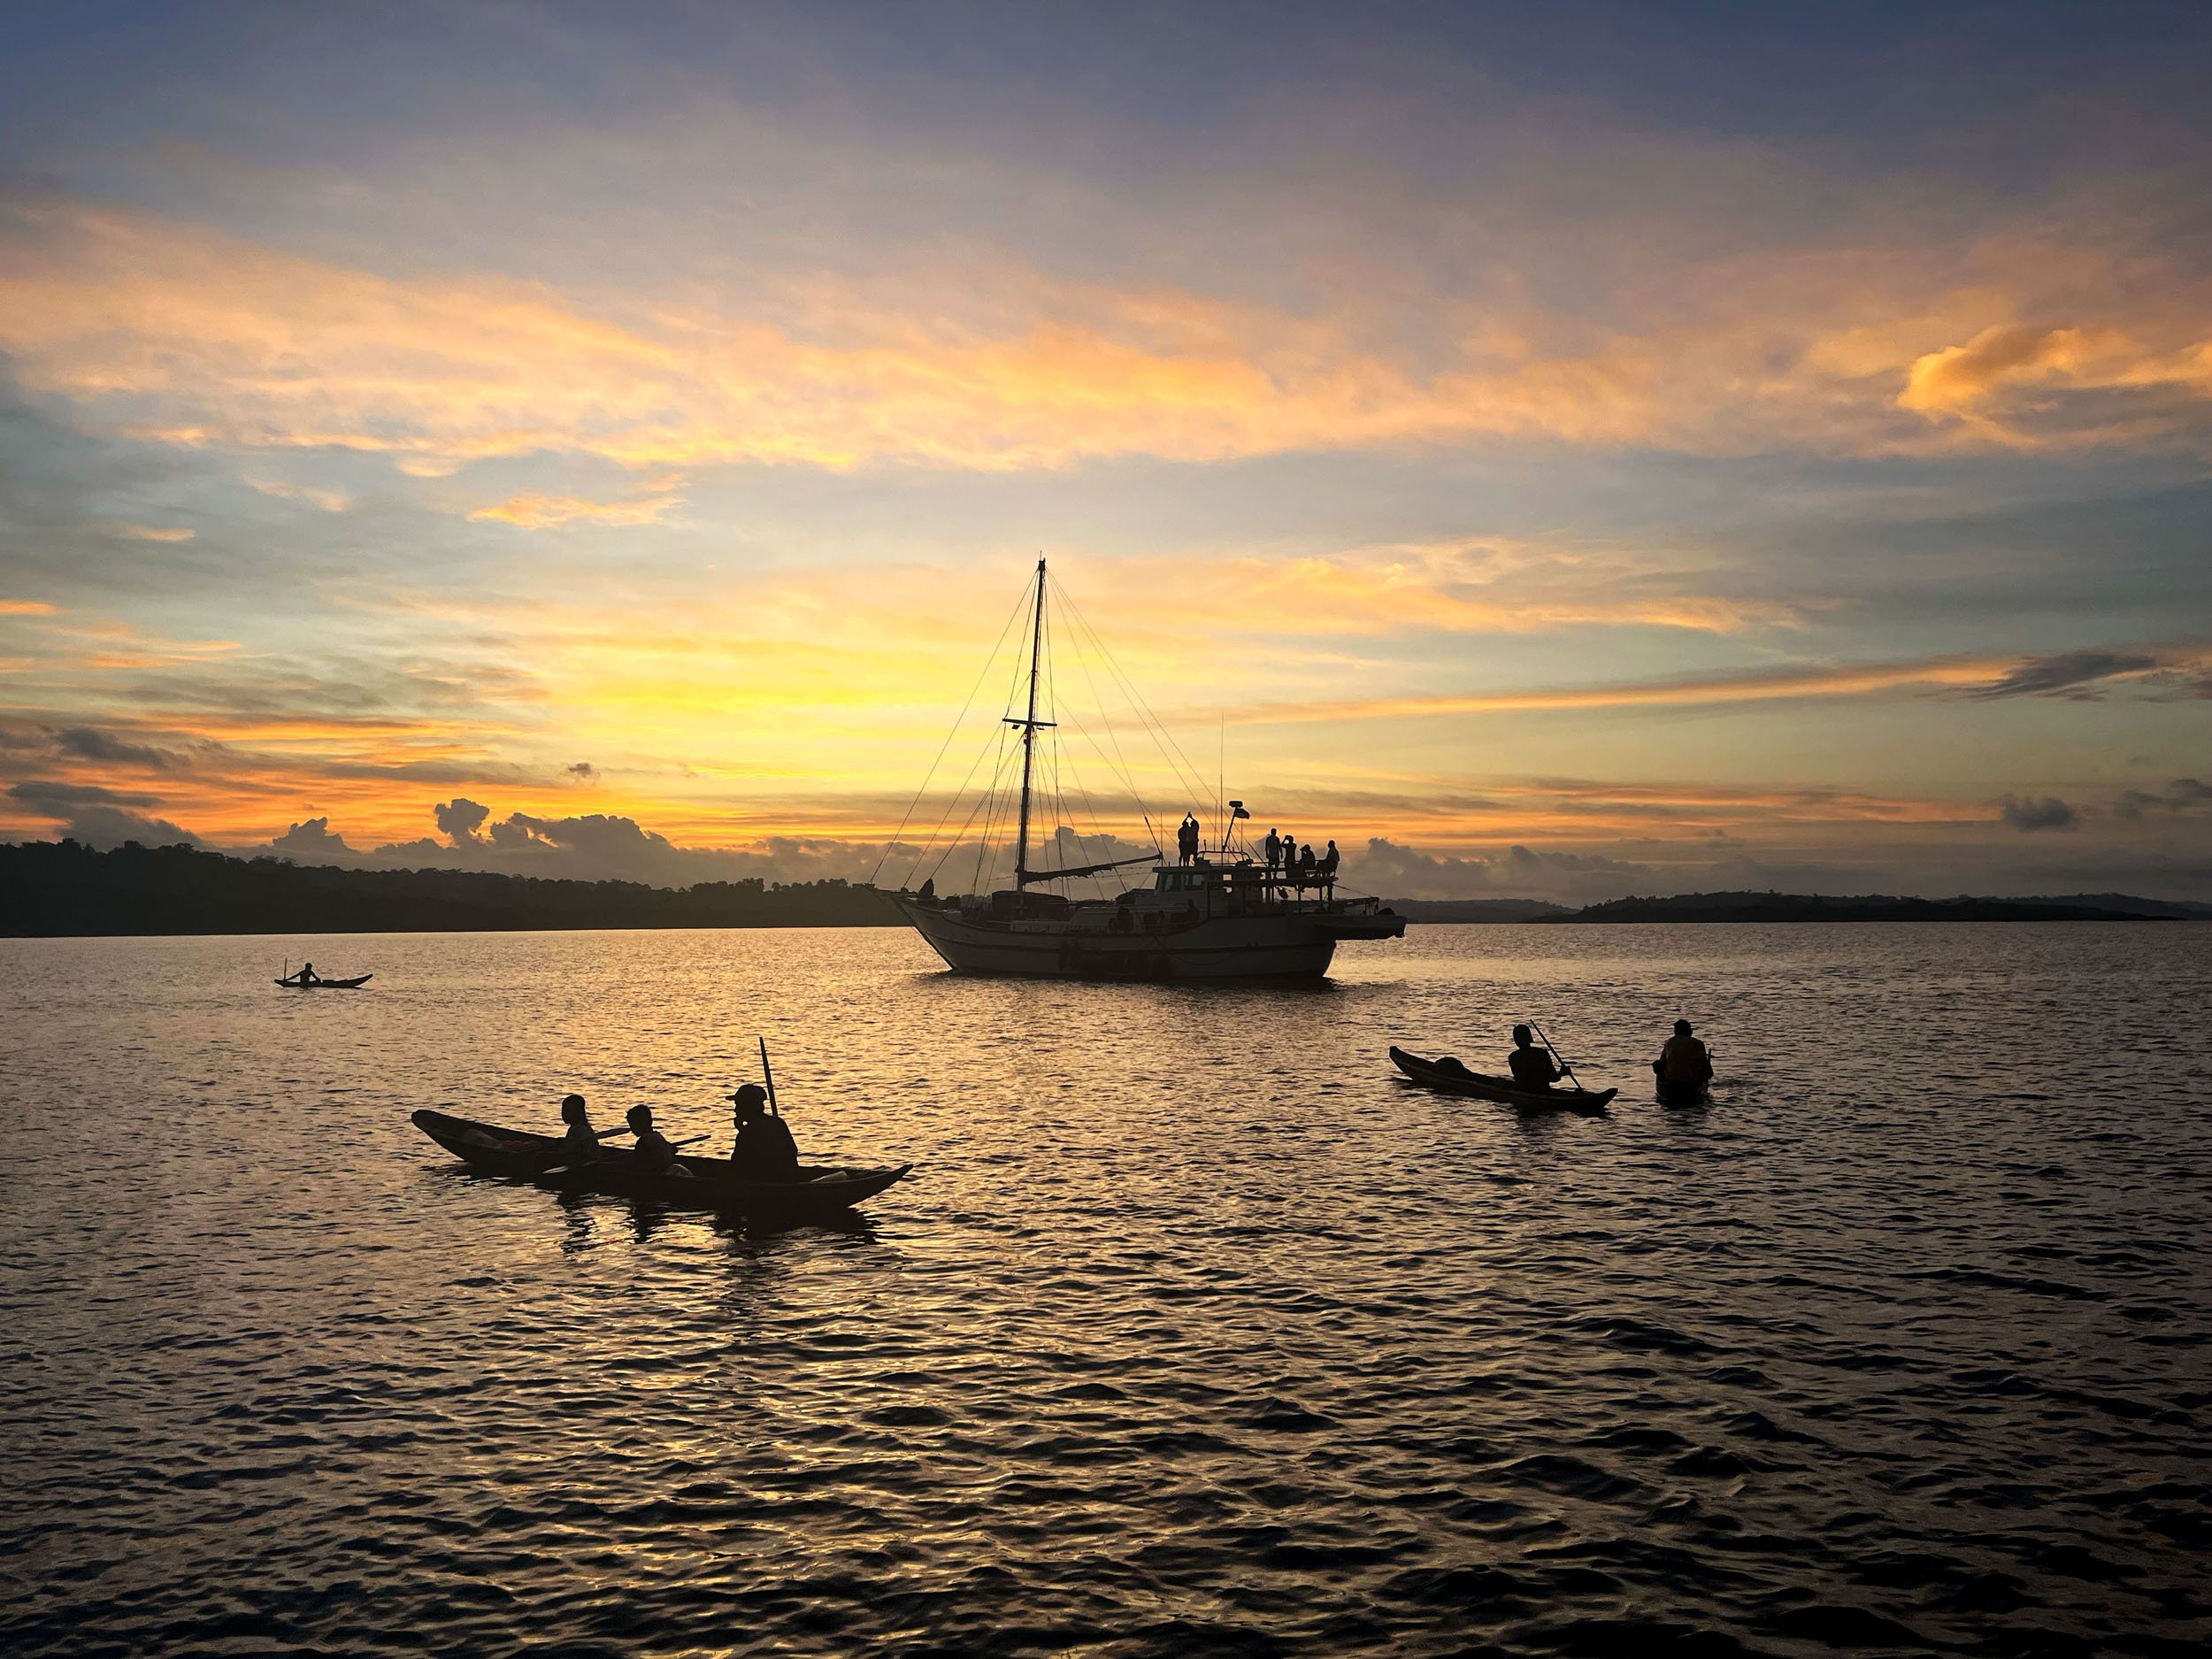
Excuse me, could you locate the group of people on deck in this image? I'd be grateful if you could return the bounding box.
[1171,815,1341,894]
[1263,829,1338,892]
[555,1083,801,1181]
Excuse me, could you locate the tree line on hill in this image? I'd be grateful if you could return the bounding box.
[0,840,902,936]
[4,841,2206,937]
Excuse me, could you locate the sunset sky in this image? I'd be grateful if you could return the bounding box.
[2,2,2208,899]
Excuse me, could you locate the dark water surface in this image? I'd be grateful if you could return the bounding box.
[2,923,2208,1657]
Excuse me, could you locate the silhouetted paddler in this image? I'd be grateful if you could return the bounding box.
[1507,1024,1560,1090]
[559,1093,602,1162]
[626,1104,679,1175]
[729,1084,799,1179]
[1655,1019,1714,1087]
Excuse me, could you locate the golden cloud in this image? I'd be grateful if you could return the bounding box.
[467,484,684,529]
[5,199,2207,476]
[1900,322,2212,441]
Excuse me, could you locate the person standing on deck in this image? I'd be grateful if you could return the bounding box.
[1279,834,1297,892]
[1318,840,1340,891]
[1263,828,1282,878]
[1507,1025,1561,1091]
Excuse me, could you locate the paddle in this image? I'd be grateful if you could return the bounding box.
[1527,1018,1589,1094]
[759,1035,780,1117]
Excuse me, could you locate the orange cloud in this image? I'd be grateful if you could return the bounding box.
[6,198,2208,479]
[467,480,684,529]
[1900,322,2212,442]
[111,521,196,541]
[0,599,58,616]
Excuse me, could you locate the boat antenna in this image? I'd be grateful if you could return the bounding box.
[1007,556,1055,888]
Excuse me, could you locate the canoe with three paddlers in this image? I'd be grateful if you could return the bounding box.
[277,972,373,988]
[1388,1046,1617,1113]
[411,1108,910,1215]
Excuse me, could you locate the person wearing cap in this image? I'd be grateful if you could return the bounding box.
[727,1084,799,1180]
[1654,1019,1713,1088]
[1506,1025,1560,1091]
[626,1103,680,1176]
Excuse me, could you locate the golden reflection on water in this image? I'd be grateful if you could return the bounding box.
[1,924,2208,1655]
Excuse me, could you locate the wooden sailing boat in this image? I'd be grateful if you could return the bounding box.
[887,559,1405,980]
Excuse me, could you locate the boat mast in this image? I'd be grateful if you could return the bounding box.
[1009,557,1052,887]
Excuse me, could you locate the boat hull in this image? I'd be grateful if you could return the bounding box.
[898,899,1352,979]
[1388,1047,1616,1112]
[411,1110,910,1214]
[277,973,373,989]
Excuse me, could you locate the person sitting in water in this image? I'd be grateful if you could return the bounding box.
[1654,1019,1714,1088]
[727,1084,800,1180]
[626,1104,684,1176]
[558,1094,604,1163]
[1507,1025,1560,1090]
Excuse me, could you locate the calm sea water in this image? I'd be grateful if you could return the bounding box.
[1,923,2207,1658]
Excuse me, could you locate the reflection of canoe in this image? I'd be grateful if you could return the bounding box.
[1388,1047,1616,1113]
[410,1109,910,1214]
[276,973,373,988]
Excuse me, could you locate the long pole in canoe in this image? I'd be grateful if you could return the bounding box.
[1529,1019,1586,1093]
[759,1035,780,1116]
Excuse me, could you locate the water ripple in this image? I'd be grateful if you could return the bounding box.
[2,922,2208,1655]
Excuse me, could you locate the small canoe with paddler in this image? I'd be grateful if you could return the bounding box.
[277,959,373,989]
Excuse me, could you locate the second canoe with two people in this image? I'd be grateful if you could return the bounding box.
[1391,1018,1717,1111]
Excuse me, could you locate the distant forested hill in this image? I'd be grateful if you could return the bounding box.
[1383,898,1572,922]
[1540,890,2208,923]
[0,840,902,936]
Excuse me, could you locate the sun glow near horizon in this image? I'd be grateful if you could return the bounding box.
[1,6,2208,899]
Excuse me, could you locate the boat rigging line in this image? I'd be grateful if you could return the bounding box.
[890,556,1263,897]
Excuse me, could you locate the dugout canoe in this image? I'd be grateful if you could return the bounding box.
[276,972,373,988]
[410,1108,910,1213]
[1387,1046,1617,1113]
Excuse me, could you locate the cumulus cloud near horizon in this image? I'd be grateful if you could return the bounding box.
[6,779,202,848]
